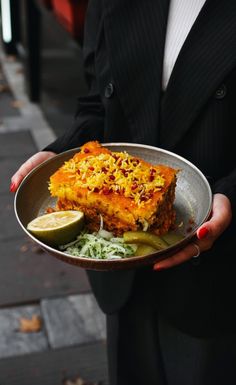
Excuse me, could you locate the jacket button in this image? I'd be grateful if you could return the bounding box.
[105,82,114,98]
[215,84,227,99]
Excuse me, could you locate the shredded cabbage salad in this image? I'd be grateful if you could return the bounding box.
[59,232,136,259]
[59,216,137,259]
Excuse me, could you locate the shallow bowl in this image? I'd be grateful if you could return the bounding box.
[14,143,212,271]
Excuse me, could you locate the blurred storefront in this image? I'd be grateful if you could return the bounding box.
[0,0,88,136]
[1,0,88,99]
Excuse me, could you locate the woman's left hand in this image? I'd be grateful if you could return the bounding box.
[153,193,232,271]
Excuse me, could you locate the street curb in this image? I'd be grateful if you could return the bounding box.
[0,43,56,150]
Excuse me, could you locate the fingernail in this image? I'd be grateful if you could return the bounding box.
[153,264,165,271]
[198,227,209,239]
[10,182,16,192]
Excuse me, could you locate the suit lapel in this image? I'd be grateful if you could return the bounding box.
[103,0,170,146]
[160,0,236,149]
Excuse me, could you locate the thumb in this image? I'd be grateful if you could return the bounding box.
[197,193,232,240]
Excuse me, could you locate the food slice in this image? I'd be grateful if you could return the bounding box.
[49,141,178,236]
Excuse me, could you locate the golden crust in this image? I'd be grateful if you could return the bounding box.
[49,141,178,235]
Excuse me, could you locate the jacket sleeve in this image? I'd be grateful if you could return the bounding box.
[43,0,105,154]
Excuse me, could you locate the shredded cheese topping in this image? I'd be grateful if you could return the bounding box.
[60,150,165,206]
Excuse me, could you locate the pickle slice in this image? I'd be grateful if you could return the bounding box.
[135,244,157,256]
[161,232,184,246]
[123,231,168,250]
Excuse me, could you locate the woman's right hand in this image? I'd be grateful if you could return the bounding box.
[10,151,56,193]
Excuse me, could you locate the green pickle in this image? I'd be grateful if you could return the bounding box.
[123,231,168,250]
[161,231,184,245]
[134,244,157,256]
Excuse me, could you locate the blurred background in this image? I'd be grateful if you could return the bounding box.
[0,1,108,384]
[1,0,88,136]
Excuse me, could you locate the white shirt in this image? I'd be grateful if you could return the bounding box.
[162,0,206,90]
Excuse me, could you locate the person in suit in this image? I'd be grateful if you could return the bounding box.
[11,0,236,384]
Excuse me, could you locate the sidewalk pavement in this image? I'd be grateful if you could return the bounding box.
[0,46,108,385]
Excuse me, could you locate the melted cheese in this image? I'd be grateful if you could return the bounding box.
[51,142,166,207]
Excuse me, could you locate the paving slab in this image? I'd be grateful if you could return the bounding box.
[0,130,37,157]
[0,305,48,359]
[0,91,21,118]
[41,293,106,349]
[0,343,108,385]
[69,294,106,340]
[1,116,31,132]
[0,65,20,119]
[0,54,57,149]
[0,237,90,307]
[0,193,25,241]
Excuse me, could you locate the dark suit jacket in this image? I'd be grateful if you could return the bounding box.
[45,0,236,337]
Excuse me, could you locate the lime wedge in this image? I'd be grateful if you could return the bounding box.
[27,210,84,246]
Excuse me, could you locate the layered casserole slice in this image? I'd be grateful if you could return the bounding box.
[49,141,178,235]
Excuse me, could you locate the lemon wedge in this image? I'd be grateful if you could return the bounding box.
[27,210,84,246]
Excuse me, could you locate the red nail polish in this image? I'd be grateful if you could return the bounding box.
[153,265,164,271]
[10,182,16,192]
[198,227,209,239]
